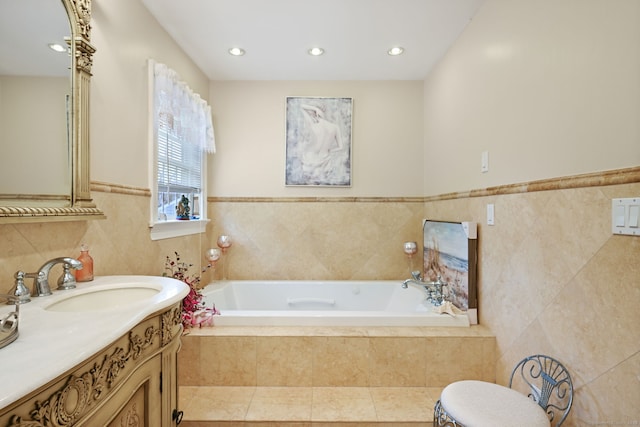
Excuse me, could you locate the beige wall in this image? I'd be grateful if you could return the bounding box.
[209,80,425,197]
[423,0,640,196]
[90,0,210,189]
[0,76,69,195]
[0,0,638,425]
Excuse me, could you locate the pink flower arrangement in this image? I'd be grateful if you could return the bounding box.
[164,252,220,329]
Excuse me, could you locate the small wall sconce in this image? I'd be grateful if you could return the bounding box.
[205,248,221,265]
[217,235,232,253]
[403,241,418,273]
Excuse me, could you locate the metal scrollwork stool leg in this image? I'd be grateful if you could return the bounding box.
[434,399,464,426]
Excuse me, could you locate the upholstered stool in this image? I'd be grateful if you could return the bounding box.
[434,355,573,427]
[437,380,550,427]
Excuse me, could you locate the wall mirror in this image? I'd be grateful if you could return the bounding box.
[0,0,104,223]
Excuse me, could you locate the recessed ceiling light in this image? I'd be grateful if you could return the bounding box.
[387,46,404,56]
[308,47,325,56]
[228,47,245,56]
[48,43,66,53]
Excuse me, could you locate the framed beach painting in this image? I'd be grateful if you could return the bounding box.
[285,96,352,186]
[423,220,478,324]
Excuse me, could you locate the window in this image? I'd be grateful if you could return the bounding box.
[157,116,202,220]
[149,61,215,240]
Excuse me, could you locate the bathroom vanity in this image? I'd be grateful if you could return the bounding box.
[0,276,188,426]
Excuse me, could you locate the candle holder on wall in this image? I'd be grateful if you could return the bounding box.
[403,241,418,274]
[205,248,221,280]
[217,235,232,253]
[216,235,232,280]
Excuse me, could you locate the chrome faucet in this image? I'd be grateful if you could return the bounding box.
[7,271,32,304]
[402,271,448,306]
[25,257,84,297]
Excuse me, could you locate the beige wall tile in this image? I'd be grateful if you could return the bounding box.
[312,337,370,386]
[256,336,313,386]
[208,201,424,281]
[424,337,491,387]
[179,386,255,421]
[370,387,433,422]
[178,335,201,386]
[539,237,640,386]
[181,329,494,389]
[311,387,377,422]
[245,386,312,422]
[571,352,640,426]
[368,337,427,386]
[199,336,257,386]
[425,182,640,425]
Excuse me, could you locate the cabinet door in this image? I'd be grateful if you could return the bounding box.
[77,355,162,427]
[162,333,182,425]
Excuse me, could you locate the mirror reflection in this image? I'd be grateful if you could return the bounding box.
[0,0,71,206]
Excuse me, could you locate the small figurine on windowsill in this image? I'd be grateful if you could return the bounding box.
[176,195,191,220]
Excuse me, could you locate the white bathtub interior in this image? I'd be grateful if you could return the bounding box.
[201,280,470,327]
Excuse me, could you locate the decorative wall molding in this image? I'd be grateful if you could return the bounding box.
[208,196,426,203]
[91,181,152,197]
[91,166,639,204]
[426,166,640,202]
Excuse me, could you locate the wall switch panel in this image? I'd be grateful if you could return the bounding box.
[487,203,495,225]
[481,151,489,173]
[611,198,640,236]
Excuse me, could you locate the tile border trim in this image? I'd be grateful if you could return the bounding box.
[91,166,639,202]
[429,165,640,202]
[91,181,151,197]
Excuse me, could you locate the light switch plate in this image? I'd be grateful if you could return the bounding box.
[481,151,489,173]
[487,203,495,226]
[611,198,640,236]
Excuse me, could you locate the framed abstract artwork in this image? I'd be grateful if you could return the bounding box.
[285,96,352,186]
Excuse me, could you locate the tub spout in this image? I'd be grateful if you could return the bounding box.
[401,272,448,306]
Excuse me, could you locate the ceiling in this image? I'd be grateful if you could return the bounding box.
[141,0,485,81]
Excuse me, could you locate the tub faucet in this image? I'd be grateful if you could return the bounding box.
[26,257,83,297]
[402,271,448,306]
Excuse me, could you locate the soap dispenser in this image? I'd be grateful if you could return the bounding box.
[75,243,94,282]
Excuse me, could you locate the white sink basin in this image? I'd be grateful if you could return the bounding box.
[0,275,189,410]
[45,285,161,312]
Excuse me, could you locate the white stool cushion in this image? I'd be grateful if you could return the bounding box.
[440,380,550,427]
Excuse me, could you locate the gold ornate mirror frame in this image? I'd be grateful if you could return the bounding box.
[0,0,104,223]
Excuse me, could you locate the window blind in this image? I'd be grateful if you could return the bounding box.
[157,117,202,195]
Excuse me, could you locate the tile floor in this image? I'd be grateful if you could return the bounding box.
[179,385,441,426]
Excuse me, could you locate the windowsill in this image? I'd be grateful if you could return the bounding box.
[149,218,209,241]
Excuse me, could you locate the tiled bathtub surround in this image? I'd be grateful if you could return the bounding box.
[178,325,495,426]
[178,326,495,388]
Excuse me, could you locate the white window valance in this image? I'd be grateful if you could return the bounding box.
[153,61,215,153]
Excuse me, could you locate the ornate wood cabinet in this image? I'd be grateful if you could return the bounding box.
[0,303,183,427]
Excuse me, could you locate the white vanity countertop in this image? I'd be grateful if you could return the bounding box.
[0,275,188,410]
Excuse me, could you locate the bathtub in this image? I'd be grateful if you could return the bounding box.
[200,280,470,327]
